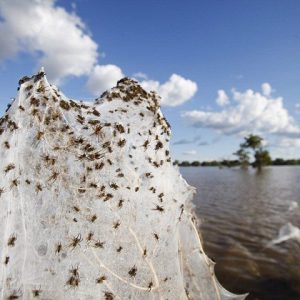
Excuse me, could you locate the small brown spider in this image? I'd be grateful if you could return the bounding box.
[128,266,137,278]
[55,242,62,254]
[89,214,97,223]
[32,288,41,297]
[69,234,82,249]
[4,256,9,265]
[148,281,154,291]
[86,231,94,242]
[110,183,119,190]
[35,183,43,193]
[4,163,15,174]
[66,275,80,288]
[36,131,44,141]
[118,199,124,208]
[152,205,164,212]
[103,291,114,300]
[96,275,106,284]
[8,234,17,247]
[155,141,163,150]
[94,240,105,248]
[117,139,126,147]
[4,141,10,149]
[48,171,59,182]
[143,140,149,149]
[73,206,80,212]
[113,221,120,229]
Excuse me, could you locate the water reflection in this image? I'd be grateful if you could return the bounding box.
[181,166,300,300]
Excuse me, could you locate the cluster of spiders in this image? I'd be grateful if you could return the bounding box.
[0,71,183,298]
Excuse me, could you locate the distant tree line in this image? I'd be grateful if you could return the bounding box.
[175,135,300,168]
[174,158,300,167]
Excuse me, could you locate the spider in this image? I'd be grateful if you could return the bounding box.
[143,140,149,149]
[128,266,137,278]
[117,139,126,147]
[32,288,41,297]
[36,131,44,141]
[94,240,105,248]
[55,242,62,254]
[4,141,10,149]
[152,205,164,212]
[96,275,106,284]
[0,187,5,197]
[148,281,154,291]
[69,234,82,249]
[103,291,114,300]
[86,231,94,243]
[118,199,124,208]
[48,171,59,183]
[66,276,80,288]
[8,234,17,247]
[89,214,97,223]
[155,141,163,150]
[4,256,9,265]
[113,221,120,229]
[4,163,15,174]
[110,183,119,190]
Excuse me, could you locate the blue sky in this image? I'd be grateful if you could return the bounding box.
[1,0,300,161]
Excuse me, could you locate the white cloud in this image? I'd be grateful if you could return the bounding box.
[132,72,148,80]
[183,150,197,155]
[173,135,201,145]
[0,0,98,83]
[261,82,272,96]
[216,89,229,106]
[87,64,124,96]
[141,74,198,106]
[182,85,300,139]
[276,138,300,148]
[0,0,198,104]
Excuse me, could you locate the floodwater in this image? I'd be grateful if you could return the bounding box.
[181,166,300,300]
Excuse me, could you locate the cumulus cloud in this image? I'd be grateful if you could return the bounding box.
[261,82,272,96]
[0,0,198,104]
[87,64,124,96]
[216,89,229,106]
[198,141,209,146]
[183,150,197,155]
[276,138,300,148]
[182,86,300,139]
[141,74,198,106]
[173,135,201,145]
[0,0,98,83]
[132,72,148,80]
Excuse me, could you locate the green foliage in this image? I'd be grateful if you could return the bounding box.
[234,134,271,169]
[233,148,250,169]
[241,134,263,150]
[254,149,272,169]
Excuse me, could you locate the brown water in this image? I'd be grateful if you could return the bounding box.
[181,166,300,300]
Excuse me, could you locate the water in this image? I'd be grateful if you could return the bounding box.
[181,166,300,300]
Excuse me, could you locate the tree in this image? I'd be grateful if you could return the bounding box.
[234,134,271,170]
[241,134,263,151]
[254,149,272,170]
[233,148,250,169]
